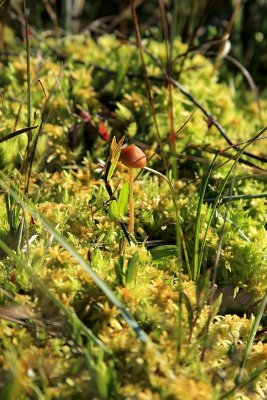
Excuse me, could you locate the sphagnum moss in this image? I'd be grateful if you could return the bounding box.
[0,27,266,400]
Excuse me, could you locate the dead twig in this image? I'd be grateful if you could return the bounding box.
[169,76,267,164]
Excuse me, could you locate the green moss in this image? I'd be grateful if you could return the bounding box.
[0,30,266,400]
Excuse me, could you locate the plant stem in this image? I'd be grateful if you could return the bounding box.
[24,0,31,130]
[128,167,134,235]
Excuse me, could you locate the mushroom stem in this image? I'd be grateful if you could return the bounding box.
[119,144,147,236]
[128,167,134,235]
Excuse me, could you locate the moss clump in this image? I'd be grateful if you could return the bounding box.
[0,30,266,400]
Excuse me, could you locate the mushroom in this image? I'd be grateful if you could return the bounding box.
[119,145,147,235]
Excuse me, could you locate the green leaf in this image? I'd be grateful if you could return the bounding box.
[108,200,120,221]
[118,182,130,218]
[150,245,178,260]
[126,252,139,284]
[107,136,124,182]
[107,157,119,182]
[114,255,125,285]
[181,292,193,335]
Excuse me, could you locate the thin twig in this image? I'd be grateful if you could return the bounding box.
[88,61,267,165]
[170,76,267,163]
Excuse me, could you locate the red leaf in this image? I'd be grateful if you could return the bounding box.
[98,121,110,142]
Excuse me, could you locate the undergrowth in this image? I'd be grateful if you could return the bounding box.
[0,7,266,400]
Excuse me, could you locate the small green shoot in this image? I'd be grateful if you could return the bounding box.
[108,182,130,221]
[108,200,120,221]
[126,251,139,284]
[106,136,125,182]
[4,182,21,235]
[114,252,140,286]
[117,181,130,218]
[114,255,125,285]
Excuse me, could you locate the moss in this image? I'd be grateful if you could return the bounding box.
[0,29,266,399]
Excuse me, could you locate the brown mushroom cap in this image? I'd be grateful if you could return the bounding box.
[119,145,147,168]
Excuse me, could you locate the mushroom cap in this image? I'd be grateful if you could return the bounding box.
[119,145,147,169]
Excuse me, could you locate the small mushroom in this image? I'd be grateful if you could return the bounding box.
[119,145,147,235]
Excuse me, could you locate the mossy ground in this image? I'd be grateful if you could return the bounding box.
[0,28,266,399]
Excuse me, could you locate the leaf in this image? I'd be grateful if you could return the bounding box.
[114,255,125,285]
[116,58,130,83]
[118,182,130,218]
[110,136,117,155]
[108,200,120,221]
[0,125,38,144]
[107,136,125,182]
[98,121,110,142]
[150,245,178,260]
[114,55,132,97]
[181,292,193,335]
[126,252,139,284]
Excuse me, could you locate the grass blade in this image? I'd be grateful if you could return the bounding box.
[0,126,38,144]
[239,290,267,372]
[193,153,218,281]
[205,192,267,203]
[150,245,179,260]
